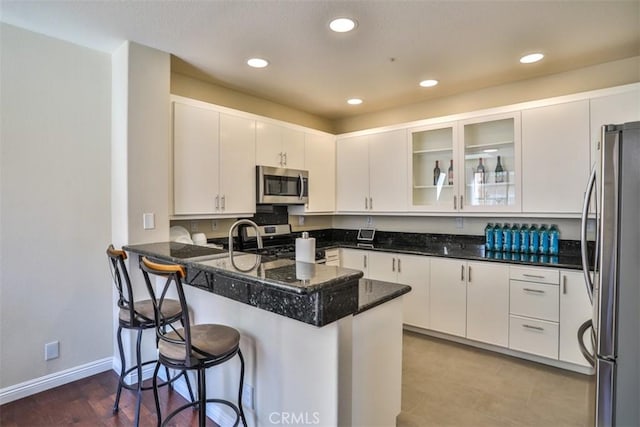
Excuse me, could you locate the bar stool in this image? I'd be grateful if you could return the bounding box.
[107,245,194,426]
[139,256,247,427]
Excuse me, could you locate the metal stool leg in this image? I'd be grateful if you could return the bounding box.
[113,325,125,413]
[152,361,162,427]
[134,328,144,427]
[238,350,247,427]
[198,368,207,427]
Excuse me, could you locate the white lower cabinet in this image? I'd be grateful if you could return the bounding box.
[559,270,593,367]
[344,248,590,370]
[342,249,430,329]
[509,315,560,359]
[430,258,467,337]
[466,261,510,347]
[430,258,509,345]
[508,266,560,359]
[340,249,370,278]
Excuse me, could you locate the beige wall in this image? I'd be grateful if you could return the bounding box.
[334,56,640,133]
[0,23,112,389]
[171,71,334,133]
[171,56,639,136]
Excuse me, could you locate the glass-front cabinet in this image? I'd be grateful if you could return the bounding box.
[460,113,520,212]
[409,122,458,211]
[409,112,521,213]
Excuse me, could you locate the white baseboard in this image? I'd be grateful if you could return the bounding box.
[0,357,113,405]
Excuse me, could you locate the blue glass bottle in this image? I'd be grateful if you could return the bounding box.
[539,224,549,254]
[485,223,494,251]
[520,224,530,254]
[493,223,503,252]
[529,224,539,254]
[549,224,560,255]
[502,223,511,252]
[511,224,521,253]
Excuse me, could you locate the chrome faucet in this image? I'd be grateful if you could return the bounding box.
[228,219,263,271]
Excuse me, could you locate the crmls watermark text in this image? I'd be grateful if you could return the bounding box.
[269,411,321,425]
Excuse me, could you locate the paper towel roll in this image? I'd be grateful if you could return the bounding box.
[296,261,316,281]
[295,232,316,263]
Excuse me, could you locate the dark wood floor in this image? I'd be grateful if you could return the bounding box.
[0,370,218,427]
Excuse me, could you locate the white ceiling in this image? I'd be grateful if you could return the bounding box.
[1,0,638,120]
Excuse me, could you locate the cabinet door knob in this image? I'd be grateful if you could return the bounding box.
[215,195,220,210]
[283,152,287,166]
[460,195,464,210]
[369,197,373,210]
[364,255,367,269]
[392,257,396,272]
[461,265,465,281]
[365,197,368,210]
[398,258,401,273]
[453,195,457,210]
[468,266,472,282]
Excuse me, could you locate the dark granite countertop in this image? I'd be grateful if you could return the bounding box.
[303,229,589,270]
[125,242,413,327]
[357,278,411,315]
[124,242,362,295]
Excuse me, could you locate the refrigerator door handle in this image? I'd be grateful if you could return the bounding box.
[580,165,597,304]
[577,319,596,367]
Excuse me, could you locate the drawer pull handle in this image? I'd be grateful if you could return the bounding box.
[522,324,545,332]
[523,288,545,294]
[523,274,545,279]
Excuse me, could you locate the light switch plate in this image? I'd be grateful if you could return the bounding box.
[143,213,155,230]
[455,217,464,229]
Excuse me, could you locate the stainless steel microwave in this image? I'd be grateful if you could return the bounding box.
[256,165,309,205]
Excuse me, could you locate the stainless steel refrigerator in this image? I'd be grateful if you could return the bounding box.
[579,121,640,427]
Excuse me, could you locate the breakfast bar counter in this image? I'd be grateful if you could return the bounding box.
[124,241,410,427]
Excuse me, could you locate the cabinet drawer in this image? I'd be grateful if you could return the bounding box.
[510,280,559,321]
[509,315,559,359]
[510,266,559,284]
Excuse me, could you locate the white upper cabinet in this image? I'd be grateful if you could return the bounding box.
[336,129,407,212]
[173,101,220,215]
[336,134,370,211]
[303,133,336,213]
[589,87,640,168]
[521,100,590,214]
[256,121,305,169]
[218,113,257,216]
[459,112,521,212]
[172,99,256,217]
[368,130,408,211]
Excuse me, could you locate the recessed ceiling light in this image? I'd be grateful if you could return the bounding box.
[419,79,439,88]
[247,58,269,68]
[347,98,363,105]
[329,17,357,33]
[520,53,544,64]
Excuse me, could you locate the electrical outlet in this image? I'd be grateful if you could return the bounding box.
[190,220,199,232]
[242,383,254,410]
[366,216,373,226]
[45,341,59,361]
[211,220,217,231]
[455,217,464,229]
[298,216,305,226]
[587,219,596,232]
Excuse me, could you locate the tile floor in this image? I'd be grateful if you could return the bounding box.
[398,331,593,426]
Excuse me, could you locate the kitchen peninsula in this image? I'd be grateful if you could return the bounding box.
[125,242,410,427]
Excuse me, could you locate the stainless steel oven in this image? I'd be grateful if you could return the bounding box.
[256,165,308,205]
